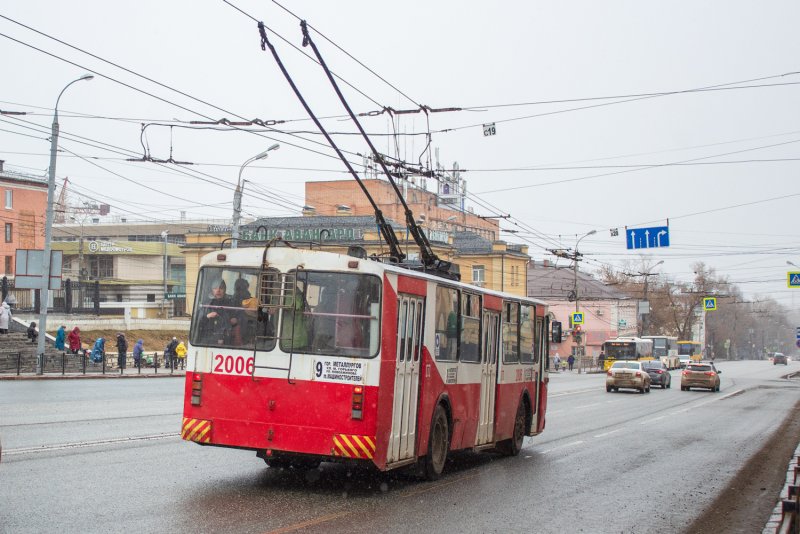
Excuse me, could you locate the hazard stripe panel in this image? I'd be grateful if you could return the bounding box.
[181,417,212,443]
[332,434,376,459]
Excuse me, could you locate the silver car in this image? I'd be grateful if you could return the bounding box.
[606,361,651,393]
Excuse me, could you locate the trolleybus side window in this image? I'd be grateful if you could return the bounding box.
[502,301,520,364]
[435,285,459,361]
[191,267,263,350]
[460,293,481,363]
[520,304,534,363]
[398,299,409,362]
[414,300,424,361]
[279,271,381,358]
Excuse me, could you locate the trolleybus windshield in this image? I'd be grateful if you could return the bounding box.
[604,342,637,360]
[191,267,267,350]
[280,271,381,358]
[191,268,382,358]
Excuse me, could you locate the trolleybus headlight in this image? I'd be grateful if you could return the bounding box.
[352,386,364,420]
[191,373,203,406]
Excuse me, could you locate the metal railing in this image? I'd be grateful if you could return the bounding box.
[777,455,800,534]
[0,349,186,376]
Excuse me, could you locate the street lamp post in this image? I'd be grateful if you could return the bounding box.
[231,144,279,249]
[639,260,664,337]
[573,229,596,374]
[37,74,93,374]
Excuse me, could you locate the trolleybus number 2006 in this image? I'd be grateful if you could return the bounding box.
[213,354,255,375]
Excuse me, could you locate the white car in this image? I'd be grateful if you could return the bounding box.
[606,361,651,394]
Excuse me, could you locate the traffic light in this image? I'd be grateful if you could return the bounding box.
[552,321,562,343]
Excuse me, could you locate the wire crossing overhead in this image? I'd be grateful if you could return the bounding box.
[298,20,455,279]
[256,21,405,264]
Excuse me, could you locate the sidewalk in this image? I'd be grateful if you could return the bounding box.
[0,368,187,380]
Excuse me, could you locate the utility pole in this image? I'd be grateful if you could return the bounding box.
[636,260,664,337]
[551,230,596,374]
[161,230,169,318]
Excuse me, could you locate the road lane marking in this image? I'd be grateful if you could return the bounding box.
[594,428,625,438]
[541,440,584,454]
[4,432,180,456]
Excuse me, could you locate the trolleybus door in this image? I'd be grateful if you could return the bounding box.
[388,295,425,463]
[476,310,500,445]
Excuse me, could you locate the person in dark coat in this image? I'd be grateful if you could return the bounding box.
[199,278,234,345]
[116,333,128,369]
[27,322,38,343]
[54,325,66,351]
[567,354,575,371]
[165,337,179,369]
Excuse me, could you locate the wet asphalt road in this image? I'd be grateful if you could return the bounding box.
[1,361,798,533]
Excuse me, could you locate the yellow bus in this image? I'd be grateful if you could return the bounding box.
[601,337,654,371]
[677,340,702,367]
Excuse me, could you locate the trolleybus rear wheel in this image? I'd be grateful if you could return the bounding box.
[423,404,449,481]
[499,399,526,457]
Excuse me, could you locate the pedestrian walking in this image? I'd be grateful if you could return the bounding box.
[0,301,12,334]
[133,339,144,367]
[553,353,561,372]
[54,325,66,351]
[175,340,187,370]
[116,333,128,369]
[567,354,575,371]
[165,337,179,369]
[67,327,82,354]
[27,322,38,343]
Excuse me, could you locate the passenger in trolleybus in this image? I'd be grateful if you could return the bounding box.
[198,277,235,345]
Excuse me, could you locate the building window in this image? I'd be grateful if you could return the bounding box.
[88,256,114,279]
[4,190,11,209]
[510,265,519,287]
[472,265,485,287]
[4,223,12,243]
[4,256,12,275]
[146,294,156,303]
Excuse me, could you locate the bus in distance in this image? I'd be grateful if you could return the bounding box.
[600,337,654,371]
[677,340,702,367]
[181,243,550,480]
[642,335,679,369]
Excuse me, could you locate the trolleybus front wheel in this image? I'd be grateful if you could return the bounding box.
[422,404,449,481]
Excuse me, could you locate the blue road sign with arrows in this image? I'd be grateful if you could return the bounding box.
[626,226,670,250]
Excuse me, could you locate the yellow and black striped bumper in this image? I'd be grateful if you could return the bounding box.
[332,434,376,459]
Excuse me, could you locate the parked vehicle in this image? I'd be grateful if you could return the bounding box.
[773,353,788,365]
[681,362,721,392]
[641,360,671,389]
[606,360,651,393]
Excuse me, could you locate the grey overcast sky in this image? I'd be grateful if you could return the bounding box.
[1,1,799,306]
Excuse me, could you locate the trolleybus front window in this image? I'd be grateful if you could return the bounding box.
[280,271,381,358]
[190,267,272,350]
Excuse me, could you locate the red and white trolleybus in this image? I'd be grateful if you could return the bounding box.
[182,243,550,479]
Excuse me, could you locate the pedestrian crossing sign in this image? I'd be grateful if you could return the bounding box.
[788,272,800,288]
[571,312,584,325]
[704,297,717,311]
